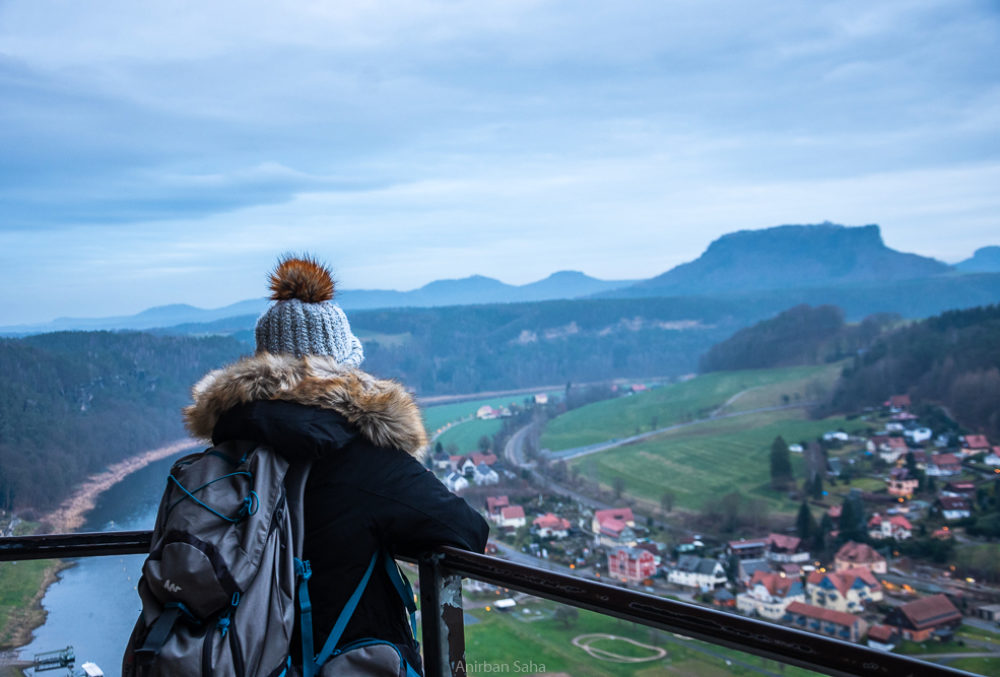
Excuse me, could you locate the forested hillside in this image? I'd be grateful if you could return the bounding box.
[0,332,246,512]
[356,297,750,393]
[830,304,1000,437]
[699,305,899,372]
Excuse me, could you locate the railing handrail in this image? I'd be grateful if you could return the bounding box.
[0,531,976,677]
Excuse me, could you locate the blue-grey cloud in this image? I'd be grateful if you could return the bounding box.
[0,0,998,323]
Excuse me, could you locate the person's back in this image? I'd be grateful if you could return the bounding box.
[183,255,489,671]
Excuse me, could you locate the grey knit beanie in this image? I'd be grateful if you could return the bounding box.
[254,256,364,367]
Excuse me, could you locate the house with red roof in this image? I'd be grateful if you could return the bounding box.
[868,513,913,541]
[868,435,909,463]
[533,513,571,539]
[834,542,887,574]
[866,624,897,651]
[935,496,972,521]
[592,507,637,547]
[498,505,526,529]
[765,533,810,564]
[784,601,868,642]
[486,495,509,517]
[963,434,991,456]
[884,594,962,642]
[927,453,961,477]
[736,571,805,620]
[806,568,883,613]
[607,546,656,584]
[470,452,498,466]
[942,481,976,497]
[886,394,911,411]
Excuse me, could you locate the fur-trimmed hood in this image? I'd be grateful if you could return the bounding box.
[184,353,428,459]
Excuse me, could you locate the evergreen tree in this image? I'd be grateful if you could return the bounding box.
[810,474,824,499]
[796,502,816,542]
[817,512,833,551]
[838,490,867,543]
[770,436,794,489]
[725,553,742,584]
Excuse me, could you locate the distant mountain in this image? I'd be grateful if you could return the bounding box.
[956,246,1000,273]
[0,271,633,335]
[338,270,633,309]
[613,223,951,298]
[0,298,270,335]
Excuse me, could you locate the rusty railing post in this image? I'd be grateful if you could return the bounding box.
[418,552,466,677]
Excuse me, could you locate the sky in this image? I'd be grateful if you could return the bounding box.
[1,0,999,324]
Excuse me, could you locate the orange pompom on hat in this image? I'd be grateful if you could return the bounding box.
[254,255,364,366]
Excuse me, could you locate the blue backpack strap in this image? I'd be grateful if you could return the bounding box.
[313,552,379,670]
[296,559,315,677]
[384,556,418,638]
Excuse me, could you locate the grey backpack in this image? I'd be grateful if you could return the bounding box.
[123,440,309,677]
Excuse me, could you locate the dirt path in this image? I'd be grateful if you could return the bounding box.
[41,438,198,532]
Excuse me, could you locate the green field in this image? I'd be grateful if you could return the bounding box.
[541,366,836,452]
[948,657,1000,674]
[436,417,504,453]
[0,559,57,648]
[423,395,539,435]
[714,366,844,415]
[570,410,859,513]
[463,597,821,676]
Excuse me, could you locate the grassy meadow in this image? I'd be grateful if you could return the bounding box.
[570,409,863,515]
[435,417,504,453]
[541,365,836,452]
[462,596,820,677]
[422,394,538,436]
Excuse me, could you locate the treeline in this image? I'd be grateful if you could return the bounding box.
[829,304,1000,437]
[0,332,246,512]
[699,304,899,372]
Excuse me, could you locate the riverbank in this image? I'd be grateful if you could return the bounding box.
[0,438,198,652]
[41,438,197,533]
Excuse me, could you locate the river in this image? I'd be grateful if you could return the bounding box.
[20,452,185,676]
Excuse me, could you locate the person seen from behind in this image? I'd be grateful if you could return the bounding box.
[182,254,490,672]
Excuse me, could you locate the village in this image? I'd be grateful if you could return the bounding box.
[428,390,1000,664]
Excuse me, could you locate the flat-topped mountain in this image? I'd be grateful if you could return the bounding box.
[624,223,950,296]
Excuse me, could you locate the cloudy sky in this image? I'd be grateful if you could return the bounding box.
[1,0,998,324]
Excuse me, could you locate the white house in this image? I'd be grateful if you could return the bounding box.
[443,471,469,493]
[868,514,913,541]
[476,405,498,420]
[498,506,526,529]
[904,427,933,444]
[937,496,972,521]
[667,555,727,591]
[823,431,849,443]
[533,513,571,539]
[736,571,805,620]
[473,463,499,486]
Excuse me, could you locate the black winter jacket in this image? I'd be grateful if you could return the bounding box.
[183,354,490,667]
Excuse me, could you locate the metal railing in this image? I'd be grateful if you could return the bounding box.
[0,531,975,677]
